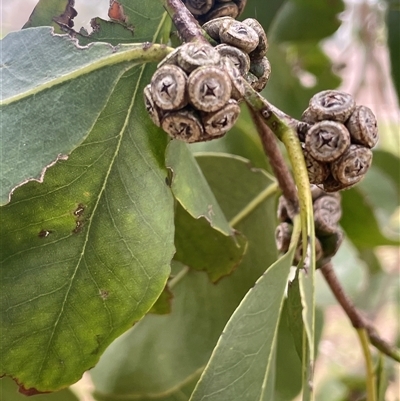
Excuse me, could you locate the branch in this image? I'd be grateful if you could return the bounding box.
[160,0,209,44]
[248,107,299,216]
[320,262,400,363]
[242,81,314,261]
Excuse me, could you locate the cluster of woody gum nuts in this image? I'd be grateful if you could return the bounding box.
[143,16,270,142]
[143,3,379,267]
[298,90,379,193]
[282,91,378,266]
[182,0,247,24]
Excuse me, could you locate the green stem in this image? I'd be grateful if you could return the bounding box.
[229,182,279,227]
[357,328,377,401]
[243,81,317,393]
[242,81,314,253]
[2,43,174,106]
[169,265,190,288]
[290,213,302,252]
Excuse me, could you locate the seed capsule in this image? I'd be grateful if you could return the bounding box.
[202,1,239,22]
[219,19,259,53]
[321,176,349,193]
[215,44,250,75]
[319,229,344,263]
[313,195,342,235]
[202,99,240,137]
[187,65,232,112]
[275,222,293,254]
[305,120,351,162]
[302,145,330,184]
[178,42,221,73]
[308,90,356,123]
[331,144,373,187]
[150,65,188,111]
[157,46,181,69]
[249,56,271,92]
[220,57,245,101]
[202,16,232,41]
[161,109,204,142]
[242,18,268,60]
[346,105,379,148]
[183,0,214,15]
[301,107,316,124]
[233,0,247,15]
[143,84,163,127]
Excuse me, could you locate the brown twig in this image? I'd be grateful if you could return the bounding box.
[162,0,209,44]
[321,261,400,363]
[248,107,299,216]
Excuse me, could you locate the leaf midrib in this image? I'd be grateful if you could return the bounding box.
[36,13,169,381]
[1,36,172,106]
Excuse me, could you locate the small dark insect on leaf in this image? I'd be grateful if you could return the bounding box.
[38,230,52,238]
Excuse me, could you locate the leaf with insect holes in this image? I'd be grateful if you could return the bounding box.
[0,23,171,206]
[0,2,175,393]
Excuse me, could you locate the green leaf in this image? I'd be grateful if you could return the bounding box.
[287,273,304,359]
[376,355,389,401]
[263,45,311,119]
[269,0,344,42]
[0,17,175,394]
[240,0,287,34]
[298,265,315,399]
[77,18,136,46]
[76,12,172,47]
[386,3,400,102]
[107,0,168,44]
[91,154,279,400]
[340,187,399,248]
[359,164,399,233]
[22,0,73,32]
[372,149,400,194]
[274,301,302,401]
[0,26,171,205]
[166,141,234,236]
[287,275,325,401]
[148,286,173,315]
[174,203,247,282]
[0,377,78,401]
[189,249,295,401]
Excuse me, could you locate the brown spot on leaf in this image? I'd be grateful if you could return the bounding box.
[99,289,109,300]
[108,1,127,22]
[53,0,77,29]
[74,203,85,217]
[19,385,50,396]
[72,220,84,234]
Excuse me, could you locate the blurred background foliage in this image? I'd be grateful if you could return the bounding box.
[1,0,399,400]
